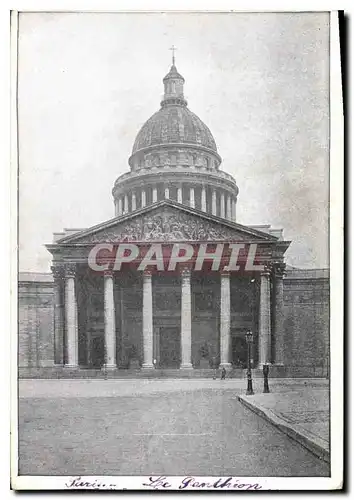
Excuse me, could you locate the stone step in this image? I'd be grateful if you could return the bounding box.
[19,367,247,379]
[18,365,328,379]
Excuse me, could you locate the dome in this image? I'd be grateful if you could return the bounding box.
[132,105,218,154]
[113,56,239,223]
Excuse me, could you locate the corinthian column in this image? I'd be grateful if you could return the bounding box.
[226,195,231,220]
[177,185,183,204]
[220,193,225,218]
[152,187,158,203]
[220,271,231,368]
[141,189,146,208]
[274,263,286,365]
[231,197,236,222]
[258,267,271,366]
[180,267,193,369]
[142,271,154,369]
[51,265,64,365]
[212,190,217,216]
[201,186,207,212]
[190,187,195,208]
[103,270,116,369]
[131,192,137,211]
[64,264,78,368]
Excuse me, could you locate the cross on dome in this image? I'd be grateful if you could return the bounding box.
[169,45,177,65]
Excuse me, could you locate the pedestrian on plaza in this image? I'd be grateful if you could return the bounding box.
[221,367,226,380]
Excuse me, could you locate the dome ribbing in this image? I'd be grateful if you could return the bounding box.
[132,106,217,154]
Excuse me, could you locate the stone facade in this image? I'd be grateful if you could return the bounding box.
[18,267,329,377]
[282,269,330,376]
[18,274,55,368]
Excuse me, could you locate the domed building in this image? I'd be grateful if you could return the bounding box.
[18,56,329,379]
[112,61,239,221]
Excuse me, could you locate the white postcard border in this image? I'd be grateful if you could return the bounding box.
[8,7,344,492]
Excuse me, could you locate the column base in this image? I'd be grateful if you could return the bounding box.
[219,363,232,371]
[257,362,272,369]
[63,364,79,369]
[101,364,117,371]
[39,360,55,367]
[180,363,193,370]
[142,363,155,369]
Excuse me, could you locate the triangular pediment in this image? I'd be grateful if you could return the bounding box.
[56,200,278,245]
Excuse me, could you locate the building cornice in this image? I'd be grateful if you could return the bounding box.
[113,166,238,196]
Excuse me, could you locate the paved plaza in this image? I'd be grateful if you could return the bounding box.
[18,378,330,477]
[239,382,329,462]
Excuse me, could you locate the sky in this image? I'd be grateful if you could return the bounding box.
[17,11,330,272]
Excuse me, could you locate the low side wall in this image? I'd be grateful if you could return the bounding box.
[18,273,55,367]
[283,269,329,376]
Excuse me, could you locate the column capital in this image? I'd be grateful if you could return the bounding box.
[273,262,286,278]
[220,270,230,278]
[51,265,65,281]
[261,264,272,277]
[103,269,114,278]
[180,266,191,279]
[143,269,153,278]
[64,263,77,278]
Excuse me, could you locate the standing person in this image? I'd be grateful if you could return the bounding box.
[221,367,226,380]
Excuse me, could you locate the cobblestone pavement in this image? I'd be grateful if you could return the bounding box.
[18,379,329,477]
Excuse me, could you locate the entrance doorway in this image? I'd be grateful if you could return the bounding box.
[231,337,248,368]
[91,336,105,368]
[159,327,180,368]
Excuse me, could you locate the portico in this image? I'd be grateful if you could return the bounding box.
[48,200,289,371]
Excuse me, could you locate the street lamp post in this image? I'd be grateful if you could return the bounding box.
[245,330,254,395]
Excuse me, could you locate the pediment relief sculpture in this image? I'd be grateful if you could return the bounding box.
[72,209,254,244]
